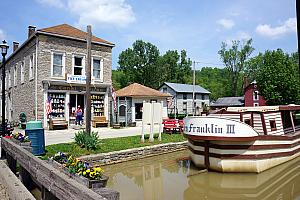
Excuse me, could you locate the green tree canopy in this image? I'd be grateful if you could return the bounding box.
[247,49,300,105]
[117,40,192,89]
[218,39,254,96]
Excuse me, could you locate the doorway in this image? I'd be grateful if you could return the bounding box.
[70,94,85,124]
[135,103,143,120]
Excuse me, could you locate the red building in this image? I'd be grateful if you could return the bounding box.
[244,81,266,107]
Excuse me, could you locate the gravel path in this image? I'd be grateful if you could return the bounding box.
[0,183,9,200]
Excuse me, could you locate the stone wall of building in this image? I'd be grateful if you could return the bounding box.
[36,35,113,122]
[3,39,37,123]
[79,142,188,166]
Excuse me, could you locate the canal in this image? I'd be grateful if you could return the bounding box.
[102,150,300,200]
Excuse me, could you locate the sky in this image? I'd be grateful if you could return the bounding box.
[0,0,297,69]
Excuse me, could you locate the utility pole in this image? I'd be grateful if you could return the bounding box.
[192,61,195,116]
[296,0,300,74]
[86,25,92,135]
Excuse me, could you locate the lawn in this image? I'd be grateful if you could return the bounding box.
[45,133,187,158]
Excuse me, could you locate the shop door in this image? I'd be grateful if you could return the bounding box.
[69,94,85,124]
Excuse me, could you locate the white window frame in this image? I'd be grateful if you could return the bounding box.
[92,57,103,82]
[254,103,259,107]
[72,54,85,75]
[29,54,34,80]
[51,52,65,78]
[253,91,259,101]
[14,65,17,86]
[21,61,24,84]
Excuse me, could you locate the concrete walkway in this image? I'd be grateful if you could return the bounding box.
[13,125,161,146]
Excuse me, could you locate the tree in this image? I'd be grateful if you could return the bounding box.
[218,39,254,96]
[196,67,231,100]
[247,49,300,105]
[112,70,129,90]
[118,40,160,88]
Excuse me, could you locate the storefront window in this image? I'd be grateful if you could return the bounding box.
[91,94,105,116]
[48,93,65,118]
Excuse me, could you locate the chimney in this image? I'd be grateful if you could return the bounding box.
[243,76,249,90]
[13,41,19,52]
[28,25,36,38]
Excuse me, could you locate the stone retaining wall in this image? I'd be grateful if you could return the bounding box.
[79,141,188,165]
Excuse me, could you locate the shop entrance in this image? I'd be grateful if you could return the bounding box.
[70,94,85,124]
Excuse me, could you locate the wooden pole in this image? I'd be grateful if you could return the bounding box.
[86,25,92,135]
[297,0,300,74]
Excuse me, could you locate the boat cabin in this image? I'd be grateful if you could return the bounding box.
[210,105,300,135]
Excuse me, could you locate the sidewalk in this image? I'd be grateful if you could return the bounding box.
[14,125,161,146]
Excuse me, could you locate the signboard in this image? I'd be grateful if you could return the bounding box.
[48,85,107,92]
[67,74,86,84]
[183,117,259,137]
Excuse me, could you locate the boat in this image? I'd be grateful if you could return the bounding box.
[183,105,300,173]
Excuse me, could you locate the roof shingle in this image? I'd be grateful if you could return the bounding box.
[163,82,210,94]
[38,24,114,46]
[116,83,172,98]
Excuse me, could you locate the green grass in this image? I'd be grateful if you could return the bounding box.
[45,133,186,158]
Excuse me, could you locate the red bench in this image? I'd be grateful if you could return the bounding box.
[163,119,180,134]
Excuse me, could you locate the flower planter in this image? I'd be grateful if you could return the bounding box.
[48,159,108,189]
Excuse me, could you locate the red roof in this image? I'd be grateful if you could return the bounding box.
[38,24,114,46]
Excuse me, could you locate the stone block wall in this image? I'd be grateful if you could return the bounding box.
[4,38,37,123]
[79,142,188,166]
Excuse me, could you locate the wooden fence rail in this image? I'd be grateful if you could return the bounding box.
[1,138,119,200]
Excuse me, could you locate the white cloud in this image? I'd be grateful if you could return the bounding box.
[0,29,5,41]
[217,18,235,29]
[36,0,64,8]
[256,17,296,38]
[36,0,135,27]
[237,31,251,41]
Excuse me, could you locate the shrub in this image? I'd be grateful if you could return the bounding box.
[74,130,99,150]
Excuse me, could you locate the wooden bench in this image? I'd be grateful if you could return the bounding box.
[49,118,68,130]
[92,116,108,128]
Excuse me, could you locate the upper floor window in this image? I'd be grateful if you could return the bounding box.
[29,54,34,80]
[253,91,259,100]
[14,66,17,86]
[21,62,24,84]
[52,52,65,77]
[254,103,259,107]
[183,94,187,100]
[202,94,205,100]
[92,58,103,81]
[163,88,167,93]
[270,120,277,131]
[73,56,84,75]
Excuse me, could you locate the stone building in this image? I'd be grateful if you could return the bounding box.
[1,24,114,128]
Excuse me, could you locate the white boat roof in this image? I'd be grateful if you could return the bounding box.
[227,105,300,113]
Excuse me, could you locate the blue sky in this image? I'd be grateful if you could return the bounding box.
[0,0,297,69]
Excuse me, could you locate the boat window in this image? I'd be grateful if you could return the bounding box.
[270,120,277,131]
[244,119,251,126]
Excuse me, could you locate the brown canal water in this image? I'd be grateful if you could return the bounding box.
[102,150,300,200]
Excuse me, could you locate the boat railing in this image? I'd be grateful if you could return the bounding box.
[284,125,300,134]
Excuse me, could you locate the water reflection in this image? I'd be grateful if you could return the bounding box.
[102,150,300,200]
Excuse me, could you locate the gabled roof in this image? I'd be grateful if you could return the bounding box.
[211,97,244,107]
[116,83,172,98]
[162,82,210,94]
[38,24,114,46]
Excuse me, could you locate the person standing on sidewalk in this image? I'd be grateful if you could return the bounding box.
[76,105,83,125]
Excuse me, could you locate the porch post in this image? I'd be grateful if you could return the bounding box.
[290,111,295,132]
